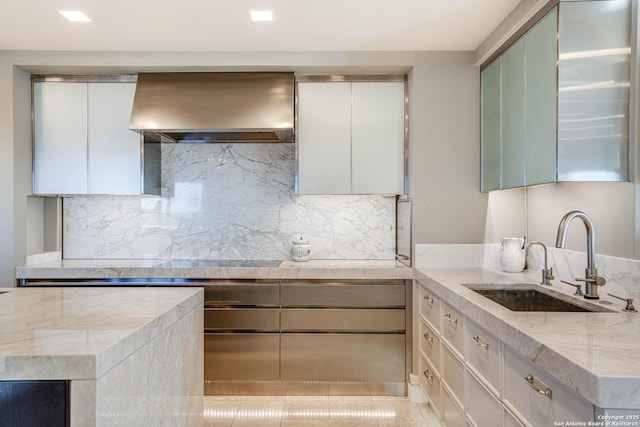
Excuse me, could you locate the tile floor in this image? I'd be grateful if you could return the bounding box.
[203,395,443,427]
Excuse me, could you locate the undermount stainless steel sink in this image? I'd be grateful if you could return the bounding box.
[465,284,614,313]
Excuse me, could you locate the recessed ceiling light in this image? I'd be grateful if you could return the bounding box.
[249,10,274,22]
[59,11,92,22]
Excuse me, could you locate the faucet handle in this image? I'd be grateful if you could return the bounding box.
[606,293,638,312]
[561,280,583,297]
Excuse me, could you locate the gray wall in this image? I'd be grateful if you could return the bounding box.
[0,50,488,285]
[409,52,488,245]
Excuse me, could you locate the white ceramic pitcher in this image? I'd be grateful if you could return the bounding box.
[499,237,526,273]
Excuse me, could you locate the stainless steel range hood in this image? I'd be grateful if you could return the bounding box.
[129,72,295,143]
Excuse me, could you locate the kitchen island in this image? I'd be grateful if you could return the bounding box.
[0,286,203,426]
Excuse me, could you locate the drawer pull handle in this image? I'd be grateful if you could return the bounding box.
[444,313,458,324]
[524,374,552,399]
[423,295,434,305]
[423,369,434,383]
[423,332,434,344]
[472,335,489,350]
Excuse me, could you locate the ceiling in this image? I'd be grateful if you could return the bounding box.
[1,0,522,52]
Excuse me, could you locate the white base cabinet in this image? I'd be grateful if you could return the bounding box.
[503,346,594,426]
[415,279,596,427]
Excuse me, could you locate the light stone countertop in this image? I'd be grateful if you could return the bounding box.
[415,267,640,410]
[0,286,203,380]
[15,259,413,281]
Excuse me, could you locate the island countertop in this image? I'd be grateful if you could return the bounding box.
[15,259,412,282]
[415,267,640,410]
[0,286,203,380]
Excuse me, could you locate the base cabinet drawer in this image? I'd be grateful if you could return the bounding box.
[443,385,467,427]
[418,282,441,331]
[504,407,526,427]
[281,333,405,381]
[504,346,594,426]
[420,319,441,375]
[466,370,501,427]
[465,318,500,395]
[204,333,280,381]
[441,301,464,356]
[442,343,465,407]
[420,355,442,418]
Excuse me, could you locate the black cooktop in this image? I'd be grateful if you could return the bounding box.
[157,259,283,268]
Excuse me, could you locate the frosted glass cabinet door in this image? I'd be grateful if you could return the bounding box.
[33,82,88,194]
[557,0,630,181]
[525,7,557,186]
[481,59,501,192]
[89,83,141,194]
[351,82,405,194]
[297,82,352,194]
[501,38,525,189]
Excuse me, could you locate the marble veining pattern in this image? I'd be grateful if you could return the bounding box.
[415,243,640,300]
[63,143,396,260]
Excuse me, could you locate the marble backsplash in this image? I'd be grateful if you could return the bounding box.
[415,243,640,300]
[63,143,396,260]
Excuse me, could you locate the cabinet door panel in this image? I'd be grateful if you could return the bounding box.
[297,82,351,194]
[557,1,630,181]
[34,82,88,194]
[481,59,501,191]
[504,346,594,425]
[281,333,405,381]
[89,83,141,194]
[351,82,404,194]
[501,38,525,189]
[525,7,557,185]
[204,333,280,381]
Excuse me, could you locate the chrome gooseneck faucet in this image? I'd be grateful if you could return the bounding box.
[555,210,606,299]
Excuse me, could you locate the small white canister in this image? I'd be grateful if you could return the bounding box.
[291,237,311,262]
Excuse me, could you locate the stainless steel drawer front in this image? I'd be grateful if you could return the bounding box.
[281,309,405,332]
[281,333,405,382]
[204,308,280,332]
[204,333,280,381]
[281,282,405,307]
[204,282,279,307]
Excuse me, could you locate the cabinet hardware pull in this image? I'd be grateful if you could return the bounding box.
[423,369,434,383]
[444,313,457,324]
[423,332,433,344]
[423,295,434,305]
[524,374,552,399]
[472,335,489,350]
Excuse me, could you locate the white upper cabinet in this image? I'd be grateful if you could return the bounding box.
[34,82,89,194]
[297,79,406,195]
[33,80,143,195]
[88,83,141,194]
[297,82,352,194]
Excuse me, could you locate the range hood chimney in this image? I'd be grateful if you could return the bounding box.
[129,72,295,143]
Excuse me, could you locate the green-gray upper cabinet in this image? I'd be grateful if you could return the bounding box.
[524,8,557,186]
[480,0,631,192]
[481,59,501,192]
[480,7,557,192]
[501,38,526,189]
